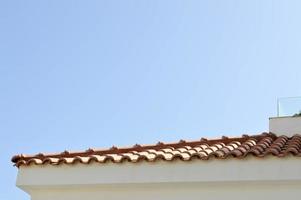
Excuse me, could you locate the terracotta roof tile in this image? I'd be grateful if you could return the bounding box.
[11,133,301,167]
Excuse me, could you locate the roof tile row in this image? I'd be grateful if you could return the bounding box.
[11,133,301,167]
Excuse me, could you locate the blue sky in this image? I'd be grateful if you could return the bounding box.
[1,1,301,199]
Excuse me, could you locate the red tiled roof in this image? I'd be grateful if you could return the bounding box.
[11,133,301,167]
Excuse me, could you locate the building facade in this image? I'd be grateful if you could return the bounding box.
[12,116,301,200]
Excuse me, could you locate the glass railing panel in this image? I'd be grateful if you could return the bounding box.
[277,97,301,117]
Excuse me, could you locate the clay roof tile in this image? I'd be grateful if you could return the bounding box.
[12,133,301,167]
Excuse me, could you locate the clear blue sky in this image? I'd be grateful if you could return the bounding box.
[1,1,301,199]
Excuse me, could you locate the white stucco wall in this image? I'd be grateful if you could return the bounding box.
[17,157,301,200]
[269,116,301,136]
[30,182,301,200]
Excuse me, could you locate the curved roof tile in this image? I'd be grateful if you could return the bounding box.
[11,132,301,167]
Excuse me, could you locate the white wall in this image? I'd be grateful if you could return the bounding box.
[17,157,301,200]
[269,116,301,136]
[30,182,301,200]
